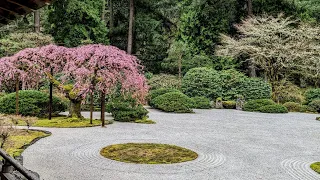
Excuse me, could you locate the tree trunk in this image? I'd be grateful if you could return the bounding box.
[69,100,83,119]
[15,77,19,115]
[127,0,134,54]
[109,0,114,31]
[178,54,182,88]
[90,91,94,124]
[49,68,53,120]
[100,92,106,127]
[101,0,106,21]
[248,59,256,77]
[247,0,253,16]
[34,10,40,33]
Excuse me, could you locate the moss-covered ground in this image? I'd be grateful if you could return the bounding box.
[3,129,50,157]
[311,162,320,174]
[100,143,198,164]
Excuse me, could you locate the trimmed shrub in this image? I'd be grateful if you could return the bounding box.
[151,92,193,113]
[182,68,271,101]
[258,104,288,113]
[272,81,304,104]
[0,90,67,117]
[190,96,211,109]
[148,88,181,106]
[308,99,320,113]
[316,117,320,121]
[222,101,236,109]
[148,74,180,90]
[299,105,310,113]
[182,67,222,99]
[106,96,148,122]
[305,89,320,103]
[243,99,275,112]
[283,102,301,112]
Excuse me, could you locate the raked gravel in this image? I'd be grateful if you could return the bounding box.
[22,109,320,180]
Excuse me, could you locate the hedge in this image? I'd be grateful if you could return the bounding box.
[190,96,211,109]
[243,99,275,112]
[258,104,288,113]
[0,90,67,117]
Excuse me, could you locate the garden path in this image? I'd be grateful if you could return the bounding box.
[22,109,320,180]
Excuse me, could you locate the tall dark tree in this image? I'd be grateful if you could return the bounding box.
[127,0,134,54]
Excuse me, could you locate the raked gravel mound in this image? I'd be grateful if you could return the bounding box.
[22,109,320,180]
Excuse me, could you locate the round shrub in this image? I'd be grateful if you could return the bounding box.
[148,74,180,90]
[0,90,67,117]
[283,102,301,112]
[258,104,288,113]
[316,117,320,121]
[305,89,320,103]
[182,67,222,100]
[151,92,193,113]
[243,99,275,112]
[190,96,211,109]
[222,101,236,109]
[308,99,320,113]
[148,88,181,106]
[106,96,148,122]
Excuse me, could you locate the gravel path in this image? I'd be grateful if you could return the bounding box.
[22,109,320,180]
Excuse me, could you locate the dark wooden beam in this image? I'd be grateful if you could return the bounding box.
[0,1,26,15]
[6,0,35,11]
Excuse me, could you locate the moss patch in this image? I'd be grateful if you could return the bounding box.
[134,119,156,124]
[311,162,320,174]
[18,116,112,128]
[3,129,50,157]
[100,143,198,164]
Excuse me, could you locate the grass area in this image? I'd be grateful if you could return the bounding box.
[17,116,112,128]
[310,162,320,174]
[100,143,198,164]
[3,129,50,157]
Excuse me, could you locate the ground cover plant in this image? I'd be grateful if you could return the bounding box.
[100,143,198,164]
[17,116,111,128]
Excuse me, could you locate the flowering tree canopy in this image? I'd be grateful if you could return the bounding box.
[0,44,148,118]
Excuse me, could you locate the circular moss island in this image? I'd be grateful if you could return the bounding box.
[100,143,198,164]
[311,162,320,174]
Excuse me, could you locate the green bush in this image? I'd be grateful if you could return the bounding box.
[0,90,67,117]
[148,88,180,106]
[235,78,272,101]
[106,96,148,122]
[190,96,211,109]
[151,92,193,113]
[305,89,320,103]
[182,67,222,99]
[148,74,180,90]
[243,99,275,112]
[272,81,305,104]
[308,99,320,113]
[316,117,320,121]
[182,68,271,101]
[283,102,301,112]
[258,104,288,113]
[299,105,310,113]
[222,101,236,109]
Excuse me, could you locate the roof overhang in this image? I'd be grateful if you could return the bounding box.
[0,0,52,25]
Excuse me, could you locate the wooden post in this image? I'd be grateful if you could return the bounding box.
[100,92,106,127]
[49,68,53,120]
[15,76,19,115]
